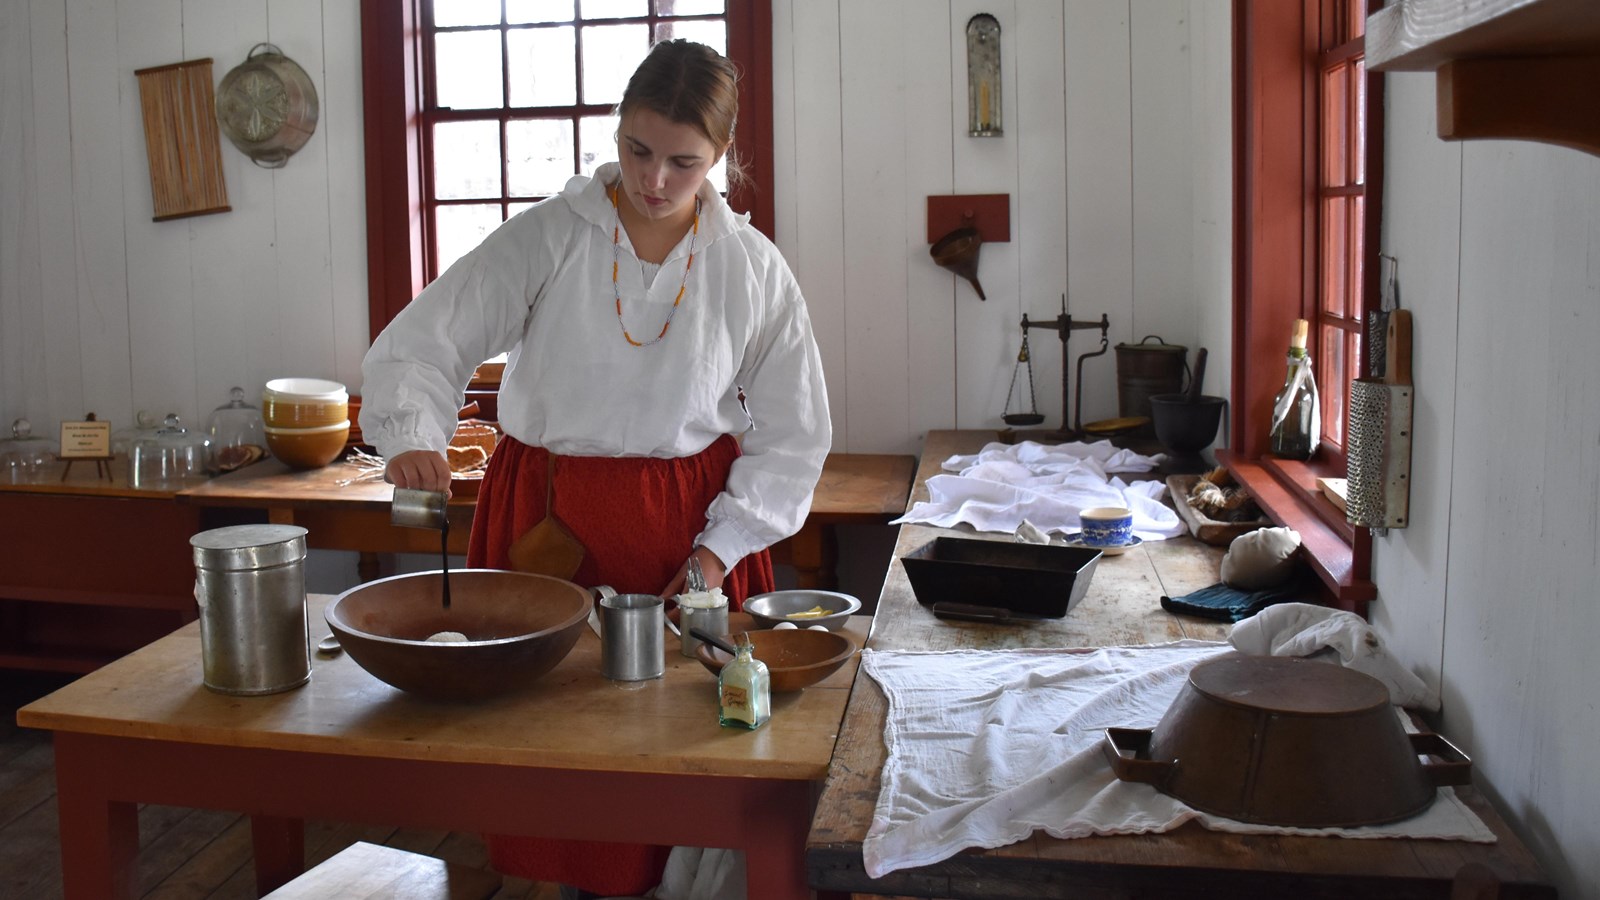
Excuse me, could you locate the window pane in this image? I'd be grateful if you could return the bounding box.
[509,201,537,218]
[437,204,507,274]
[1353,60,1367,184]
[581,24,650,105]
[434,0,501,28]
[508,118,576,196]
[508,26,577,107]
[654,19,726,55]
[1322,197,1348,316]
[1349,194,1366,317]
[433,121,503,199]
[658,0,725,15]
[1319,325,1347,449]
[508,0,576,24]
[1321,63,1348,187]
[579,114,620,176]
[435,31,505,109]
[581,0,647,17]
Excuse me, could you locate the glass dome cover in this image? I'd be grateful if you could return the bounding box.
[206,387,269,472]
[1,418,58,484]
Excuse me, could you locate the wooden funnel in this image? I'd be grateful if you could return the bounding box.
[930,226,986,300]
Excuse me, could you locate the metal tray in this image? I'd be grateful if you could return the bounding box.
[899,536,1101,619]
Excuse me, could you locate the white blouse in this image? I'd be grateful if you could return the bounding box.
[359,163,832,568]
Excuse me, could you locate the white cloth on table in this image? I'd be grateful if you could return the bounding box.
[890,439,1184,541]
[861,642,1494,879]
[1230,602,1439,711]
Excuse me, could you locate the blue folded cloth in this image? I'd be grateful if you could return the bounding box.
[1159,573,1318,623]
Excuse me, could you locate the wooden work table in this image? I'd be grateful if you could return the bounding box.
[805,430,1554,899]
[180,452,915,588]
[17,595,869,899]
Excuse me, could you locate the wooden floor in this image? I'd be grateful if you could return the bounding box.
[1,671,558,900]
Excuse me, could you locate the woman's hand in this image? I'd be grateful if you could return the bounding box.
[661,546,728,598]
[386,449,453,494]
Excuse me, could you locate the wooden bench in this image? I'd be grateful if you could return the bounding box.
[262,841,502,899]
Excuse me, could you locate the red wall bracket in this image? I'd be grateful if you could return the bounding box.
[926,193,1010,244]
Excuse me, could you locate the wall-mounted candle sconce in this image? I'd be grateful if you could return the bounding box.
[967,14,1002,137]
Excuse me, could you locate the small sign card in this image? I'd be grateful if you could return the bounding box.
[60,415,112,459]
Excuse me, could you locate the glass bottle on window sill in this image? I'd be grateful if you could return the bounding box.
[1269,318,1320,460]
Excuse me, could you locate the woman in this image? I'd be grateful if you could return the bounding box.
[359,39,831,896]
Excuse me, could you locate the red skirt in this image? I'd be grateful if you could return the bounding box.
[467,433,775,895]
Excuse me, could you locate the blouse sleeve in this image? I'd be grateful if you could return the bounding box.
[358,213,552,460]
[694,245,833,568]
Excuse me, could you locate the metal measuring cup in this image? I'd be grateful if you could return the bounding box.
[390,487,449,530]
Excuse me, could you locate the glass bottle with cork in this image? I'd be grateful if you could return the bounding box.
[718,637,771,730]
[1269,318,1321,460]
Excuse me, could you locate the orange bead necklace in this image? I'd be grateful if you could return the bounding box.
[610,184,700,347]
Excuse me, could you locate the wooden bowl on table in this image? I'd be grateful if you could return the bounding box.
[693,628,856,692]
[326,569,590,702]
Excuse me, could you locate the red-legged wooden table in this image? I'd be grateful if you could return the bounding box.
[18,595,866,899]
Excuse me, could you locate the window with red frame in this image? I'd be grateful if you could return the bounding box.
[422,1,734,278]
[360,0,773,340]
[1312,0,1370,467]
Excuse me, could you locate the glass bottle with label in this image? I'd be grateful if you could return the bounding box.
[1269,318,1321,460]
[718,638,771,730]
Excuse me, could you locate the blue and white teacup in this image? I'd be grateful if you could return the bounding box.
[1079,506,1135,548]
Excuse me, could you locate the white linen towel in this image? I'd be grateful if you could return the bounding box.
[1230,602,1439,710]
[861,643,1493,879]
[891,440,1185,541]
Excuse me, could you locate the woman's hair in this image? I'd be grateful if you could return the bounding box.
[618,39,745,188]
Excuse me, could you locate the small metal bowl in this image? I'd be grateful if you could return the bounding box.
[743,589,861,631]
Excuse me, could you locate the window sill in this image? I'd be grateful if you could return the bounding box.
[1216,449,1375,616]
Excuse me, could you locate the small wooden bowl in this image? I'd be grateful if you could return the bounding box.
[694,629,855,692]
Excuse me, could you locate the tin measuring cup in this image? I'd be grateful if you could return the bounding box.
[391,487,449,530]
[592,586,665,681]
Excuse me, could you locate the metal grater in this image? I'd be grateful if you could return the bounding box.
[1346,380,1411,529]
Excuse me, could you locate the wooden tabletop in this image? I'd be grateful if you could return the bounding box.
[19,594,866,782]
[805,430,1554,898]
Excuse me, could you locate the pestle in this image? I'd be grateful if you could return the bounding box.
[1186,348,1209,403]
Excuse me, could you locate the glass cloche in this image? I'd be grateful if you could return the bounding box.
[1,419,58,485]
[130,414,212,490]
[206,387,269,472]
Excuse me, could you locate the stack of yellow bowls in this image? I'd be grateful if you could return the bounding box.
[263,378,350,469]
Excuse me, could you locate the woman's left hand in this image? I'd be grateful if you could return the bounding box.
[661,546,727,597]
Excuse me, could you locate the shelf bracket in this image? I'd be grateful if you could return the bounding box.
[1436,55,1600,157]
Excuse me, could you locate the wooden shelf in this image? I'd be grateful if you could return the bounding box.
[1368,0,1600,156]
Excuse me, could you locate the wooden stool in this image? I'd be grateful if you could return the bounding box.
[262,841,503,899]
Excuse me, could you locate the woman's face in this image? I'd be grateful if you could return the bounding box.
[616,108,723,224]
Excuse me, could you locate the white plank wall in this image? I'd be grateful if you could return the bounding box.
[1379,73,1600,900]
[771,0,1222,454]
[0,0,367,435]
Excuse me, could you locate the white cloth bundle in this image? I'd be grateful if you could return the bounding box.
[891,440,1184,541]
[1230,602,1438,710]
[861,642,1490,879]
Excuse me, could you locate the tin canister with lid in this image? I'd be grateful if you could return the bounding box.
[190,524,310,695]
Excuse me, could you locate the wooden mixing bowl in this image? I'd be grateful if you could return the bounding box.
[326,569,590,701]
[694,628,856,692]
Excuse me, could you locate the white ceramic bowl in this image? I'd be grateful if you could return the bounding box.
[263,378,348,402]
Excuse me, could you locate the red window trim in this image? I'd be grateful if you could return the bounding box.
[1229,0,1383,613]
[359,0,775,344]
